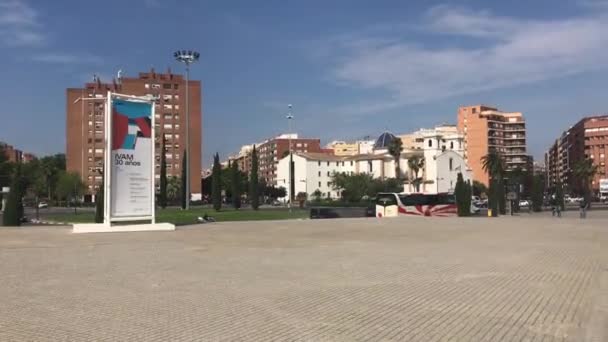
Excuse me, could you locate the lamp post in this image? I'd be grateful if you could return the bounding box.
[174,50,199,210]
[286,104,294,212]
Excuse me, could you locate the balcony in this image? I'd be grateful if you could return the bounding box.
[504,150,527,155]
[503,125,525,131]
[506,158,527,164]
[504,135,525,140]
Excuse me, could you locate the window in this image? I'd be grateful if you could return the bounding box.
[318,181,321,187]
[163,83,172,89]
[163,124,172,129]
[368,160,373,172]
[449,158,453,171]
[296,143,302,147]
[450,142,454,149]
[151,84,161,89]
[318,171,321,177]
[327,161,330,166]
[428,139,432,147]
[144,83,150,89]
[164,113,172,120]
[174,84,179,89]
[327,171,330,176]
[318,161,321,166]
[336,162,339,166]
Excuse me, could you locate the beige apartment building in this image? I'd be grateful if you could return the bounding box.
[457,105,529,185]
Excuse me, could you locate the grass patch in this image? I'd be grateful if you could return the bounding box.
[41,208,309,225]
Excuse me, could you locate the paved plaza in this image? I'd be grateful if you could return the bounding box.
[1,213,607,341]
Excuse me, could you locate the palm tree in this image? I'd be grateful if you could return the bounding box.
[407,155,425,192]
[572,159,599,199]
[387,138,404,179]
[481,151,505,181]
[167,176,181,203]
[482,151,506,215]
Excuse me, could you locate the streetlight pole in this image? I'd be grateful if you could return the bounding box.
[174,50,200,210]
[286,104,293,212]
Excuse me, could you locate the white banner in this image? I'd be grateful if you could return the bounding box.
[108,97,154,218]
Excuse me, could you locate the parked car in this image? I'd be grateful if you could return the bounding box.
[470,203,480,214]
[38,201,48,209]
[519,200,530,207]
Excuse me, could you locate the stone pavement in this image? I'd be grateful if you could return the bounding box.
[0,214,607,341]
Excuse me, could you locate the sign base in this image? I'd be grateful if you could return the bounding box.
[72,222,175,234]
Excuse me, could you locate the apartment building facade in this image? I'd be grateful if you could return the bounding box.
[66,68,202,201]
[325,140,375,156]
[545,115,608,193]
[457,105,528,185]
[257,134,323,185]
[0,142,35,163]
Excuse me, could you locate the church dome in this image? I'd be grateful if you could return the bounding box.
[374,132,397,150]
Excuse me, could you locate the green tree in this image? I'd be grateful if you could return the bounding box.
[331,172,374,202]
[407,155,425,192]
[482,152,505,216]
[159,136,168,209]
[531,174,544,212]
[454,172,469,216]
[2,164,25,226]
[249,145,259,210]
[497,178,506,215]
[22,160,47,220]
[95,176,104,223]
[465,180,472,214]
[472,180,487,197]
[56,171,85,213]
[167,176,181,203]
[212,153,222,211]
[231,161,241,209]
[181,151,187,209]
[296,192,307,208]
[39,154,65,201]
[554,181,565,211]
[311,189,323,203]
[572,159,599,201]
[388,138,404,179]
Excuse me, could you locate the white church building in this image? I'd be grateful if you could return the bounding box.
[277,128,472,200]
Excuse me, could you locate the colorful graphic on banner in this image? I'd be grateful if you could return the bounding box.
[110,99,154,218]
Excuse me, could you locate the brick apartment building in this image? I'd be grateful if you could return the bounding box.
[545,115,608,194]
[0,142,35,163]
[458,105,529,185]
[66,68,202,201]
[228,134,324,186]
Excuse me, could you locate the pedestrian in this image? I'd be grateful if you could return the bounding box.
[579,198,588,219]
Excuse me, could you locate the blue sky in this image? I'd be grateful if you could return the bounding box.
[1,0,608,168]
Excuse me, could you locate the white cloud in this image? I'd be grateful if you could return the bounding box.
[0,0,45,46]
[323,4,608,112]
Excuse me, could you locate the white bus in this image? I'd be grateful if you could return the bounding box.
[375,193,458,218]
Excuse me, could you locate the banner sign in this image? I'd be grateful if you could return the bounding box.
[109,97,154,218]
